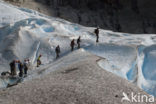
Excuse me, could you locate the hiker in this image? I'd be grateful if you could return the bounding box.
[9,60,16,76]
[77,36,81,49]
[37,54,42,67]
[94,27,99,43]
[27,59,31,68]
[18,60,23,77]
[55,45,61,59]
[23,60,29,76]
[70,39,75,51]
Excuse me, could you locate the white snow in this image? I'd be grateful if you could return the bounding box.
[0,0,156,97]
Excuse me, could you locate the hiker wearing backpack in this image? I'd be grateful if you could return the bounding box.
[77,36,81,49]
[37,54,42,67]
[94,27,99,43]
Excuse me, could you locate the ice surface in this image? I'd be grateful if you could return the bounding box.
[0,0,156,96]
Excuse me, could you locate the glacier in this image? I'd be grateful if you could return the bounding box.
[0,0,156,97]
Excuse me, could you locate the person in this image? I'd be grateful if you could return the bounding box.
[9,60,16,76]
[27,59,31,68]
[70,39,75,51]
[18,60,23,77]
[37,54,42,67]
[77,36,81,49]
[55,45,61,59]
[94,27,99,43]
[23,60,28,76]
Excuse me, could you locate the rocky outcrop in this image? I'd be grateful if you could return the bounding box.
[4,0,156,33]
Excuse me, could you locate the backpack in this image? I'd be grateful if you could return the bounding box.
[94,28,99,34]
[71,40,75,46]
[56,47,60,53]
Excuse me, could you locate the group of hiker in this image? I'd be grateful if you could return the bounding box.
[55,36,81,59]
[9,59,30,77]
[9,54,43,78]
[55,27,100,59]
[7,27,100,78]
[70,36,81,51]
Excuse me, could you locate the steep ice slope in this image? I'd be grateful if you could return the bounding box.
[0,0,156,97]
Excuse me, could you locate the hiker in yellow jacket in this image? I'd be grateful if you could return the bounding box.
[37,54,42,67]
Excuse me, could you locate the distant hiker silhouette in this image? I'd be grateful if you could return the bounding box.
[17,60,23,77]
[94,27,99,43]
[55,45,61,59]
[37,54,42,67]
[9,60,16,76]
[77,36,81,49]
[70,39,75,51]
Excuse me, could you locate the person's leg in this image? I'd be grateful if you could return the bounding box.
[10,68,13,76]
[37,60,41,67]
[21,71,23,77]
[58,53,59,58]
[19,71,23,77]
[96,37,99,43]
[24,68,28,77]
[25,68,28,75]
[24,68,28,75]
[56,53,58,59]
[78,43,80,48]
[37,60,39,67]
[39,60,41,65]
[13,68,17,76]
